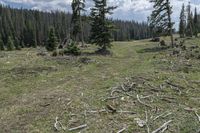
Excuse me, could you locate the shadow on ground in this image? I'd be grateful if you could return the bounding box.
[137,46,170,53]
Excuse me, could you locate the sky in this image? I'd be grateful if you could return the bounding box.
[1,0,200,28]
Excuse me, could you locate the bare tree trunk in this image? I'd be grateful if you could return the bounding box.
[167,0,174,47]
[79,11,84,47]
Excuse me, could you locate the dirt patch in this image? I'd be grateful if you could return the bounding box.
[8,66,57,78]
[78,57,96,64]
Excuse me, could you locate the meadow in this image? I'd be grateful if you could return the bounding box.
[0,38,200,133]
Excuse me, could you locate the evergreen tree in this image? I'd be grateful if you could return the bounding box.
[14,37,21,50]
[7,36,15,51]
[90,0,117,52]
[0,4,152,48]
[46,27,58,51]
[186,3,193,37]
[179,4,186,38]
[0,35,5,50]
[193,8,198,37]
[71,0,85,46]
[149,0,174,47]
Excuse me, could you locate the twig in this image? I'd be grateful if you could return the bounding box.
[67,101,72,106]
[153,112,172,121]
[145,111,150,133]
[140,95,153,99]
[86,109,107,113]
[194,111,200,122]
[111,89,121,96]
[161,126,168,133]
[102,96,122,101]
[151,120,172,133]
[54,117,66,131]
[117,109,136,114]
[68,124,87,131]
[137,94,153,108]
[165,81,184,94]
[121,84,126,91]
[117,127,126,133]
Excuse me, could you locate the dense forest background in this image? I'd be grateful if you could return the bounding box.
[0,5,152,48]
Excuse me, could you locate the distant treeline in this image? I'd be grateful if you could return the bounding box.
[0,5,152,48]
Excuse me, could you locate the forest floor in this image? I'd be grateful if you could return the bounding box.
[0,37,200,133]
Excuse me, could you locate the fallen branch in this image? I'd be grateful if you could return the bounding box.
[68,124,87,131]
[111,89,122,96]
[194,111,200,122]
[54,117,66,131]
[151,120,172,133]
[86,109,107,113]
[137,94,153,108]
[145,111,150,133]
[121,84,126,92]
[140,95,153,99]
[153,112,172,121]
[165,81,185,94]
[161,126,168,133]
[86,109,136,114]
[102,96,122,101]
[117,110,136,114]
[117,127,126,133]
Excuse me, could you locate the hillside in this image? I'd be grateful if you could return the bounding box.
[0,38,200,133]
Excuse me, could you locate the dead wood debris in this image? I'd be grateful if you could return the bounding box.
[117,127,126,133]
[137,94,153,108]
[151,120,172,133]
[68,124,87,131]
[194,111,200,122]
[53,75,198,132]
[86,108,136,115]
[54,117,66,131]
[153,112,172,121]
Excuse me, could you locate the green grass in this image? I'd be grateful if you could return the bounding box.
[0,38,200,133]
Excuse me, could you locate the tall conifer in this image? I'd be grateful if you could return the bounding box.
[179,4,186,38]
[7,36,15,51]
[90,0,117,52]
[46,27,58,51]
[71,0,85,46]
[149,0,174,47]
[193,8,198,37]
[0,35,5,50]
[186,3,193,37]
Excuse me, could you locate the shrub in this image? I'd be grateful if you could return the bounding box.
[0,37,5,50]
[52,50,59,57]
[64,42,81,56]
[7,37,15,51]
[46,27,58,51]
[160,40,166,46]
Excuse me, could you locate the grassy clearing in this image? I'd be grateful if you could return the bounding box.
[0,38,200,133]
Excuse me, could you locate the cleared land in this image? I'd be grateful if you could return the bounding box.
[0,38,200,133]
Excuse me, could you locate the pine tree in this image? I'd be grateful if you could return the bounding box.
[90,0,117,52]
[0,35,5,50]
[14,37,21,50]
[0,4,153,49]
[193,8,198,37]
[71,0,85,46]
[7,36,15,51]
[186,3,193,37]
[179,4,186,38]
[149,0,174,47]
[46,27,58,51]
